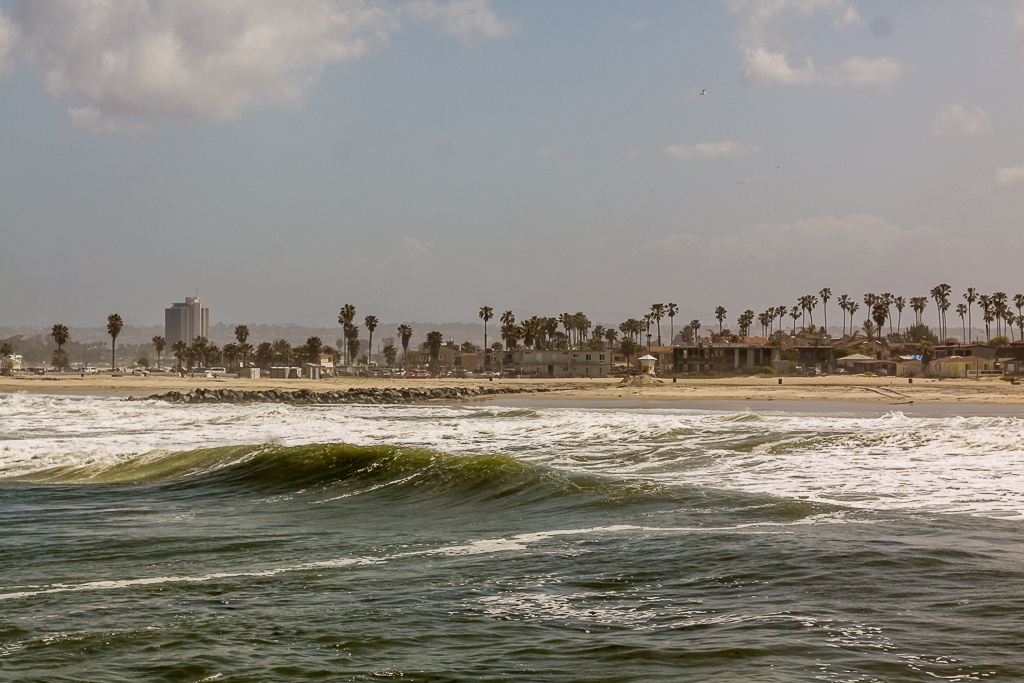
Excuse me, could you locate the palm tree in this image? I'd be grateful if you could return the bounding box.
[269,338,290,365]
[345,326,361,366]
[222,343,240,370]
[819,288,831,335]
[398,324,413,366]
[190,336,210,368]
[910,296,928,327]
[425,331,444,370]
[893,296,906,336]
[383,343,398,367]
[956,303,968,342]
[870,301,888,341]
[106,314,123,370]
[964,288,978,341]
[479,306,493,369]
[848,302,860,334]
[501,321,522,350]
[737,310,755,338]
[714,306,727,334]
[50,323,70,371]
[51,324,70,350]
[234,325,250,367]
[982,304,994,343]
[978,294,992,341]
[666,303,678,344]
[930,284,951,341]
[255,341,274,369]
[863,319,877,346]
[689,319,700,342]
[871,302,888,346]
[364,315,379,365]
[305,336,324,364]
[836,294,850,336]
[993,292,1008,339]
[207,343,222,367]
[152,335,165,370]
[619,338,639,369]
[880,293,894,336]
[805,294,818,327]
[650,303,665,346]
[789,305,800,334]
[171,340,187,371]
[338,304,356,363]
[604,328,617,352]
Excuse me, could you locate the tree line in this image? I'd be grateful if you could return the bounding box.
[6,285,1022,373]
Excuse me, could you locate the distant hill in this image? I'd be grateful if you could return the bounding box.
[1,322,494,350]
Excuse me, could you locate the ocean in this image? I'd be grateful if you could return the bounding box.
[2,391,1023,682]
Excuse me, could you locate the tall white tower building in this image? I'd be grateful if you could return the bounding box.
[165,296,210,346]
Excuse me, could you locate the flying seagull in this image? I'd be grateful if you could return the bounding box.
[700,89,706,96]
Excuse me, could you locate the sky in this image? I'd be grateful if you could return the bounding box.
[2,0,1023,330]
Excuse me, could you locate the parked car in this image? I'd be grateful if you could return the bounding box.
[404,369,430,379]
[81,366,98,376]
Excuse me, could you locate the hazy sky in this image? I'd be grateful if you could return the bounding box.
[2,0,1023,329]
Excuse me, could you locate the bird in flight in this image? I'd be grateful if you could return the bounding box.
[700,89,706,96]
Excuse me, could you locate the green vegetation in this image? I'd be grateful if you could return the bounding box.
[6,283,1024,376]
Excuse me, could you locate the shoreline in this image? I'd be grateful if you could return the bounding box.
[2,374,1024,406]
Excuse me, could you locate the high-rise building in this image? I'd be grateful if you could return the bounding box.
[165,296,210,347]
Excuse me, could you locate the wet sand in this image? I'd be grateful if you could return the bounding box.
[2,373,1023,405]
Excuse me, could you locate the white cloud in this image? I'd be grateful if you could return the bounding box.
[930,104,991,137]
[405,0,515,43]
[995,165,1024,188]
[729,0,907,88]
[5,0,510,132]
[0,12,16,76]
[830,55,905,87]
[664,141,759,159]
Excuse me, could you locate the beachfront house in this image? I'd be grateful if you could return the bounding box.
[929,355,997,378]
[671,340,775,375]
[932,343,997,360]
[501,348,610,378]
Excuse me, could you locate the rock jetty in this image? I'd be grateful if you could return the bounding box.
[134,385,548,405]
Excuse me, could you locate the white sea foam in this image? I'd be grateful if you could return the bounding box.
[3,392,1024,517]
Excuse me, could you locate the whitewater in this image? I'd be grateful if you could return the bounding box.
[2,391,1023,681]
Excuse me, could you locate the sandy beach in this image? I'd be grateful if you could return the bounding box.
[2,373,1023,405]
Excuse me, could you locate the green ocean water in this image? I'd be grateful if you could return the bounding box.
[2,394,1024,681]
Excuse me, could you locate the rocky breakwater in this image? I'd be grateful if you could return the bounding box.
[133,385,549,405]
